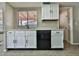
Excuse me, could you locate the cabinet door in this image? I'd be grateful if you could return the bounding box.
[51,31,64,48]
[28,36,37,48]
[42,4,51,19]
[7,31,14,48]
[15,31,25,48]
[51,4,59,19]
[26,31,37,48]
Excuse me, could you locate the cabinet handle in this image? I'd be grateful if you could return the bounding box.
[13,40,17,43]
[26,40,28,43]
[13,40,15,43]
[56,32,60,33]
[15,40,17,43]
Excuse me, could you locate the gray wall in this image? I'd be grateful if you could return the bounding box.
[73,6,79,43]
[5,3,14,30]
[0,2,5,42]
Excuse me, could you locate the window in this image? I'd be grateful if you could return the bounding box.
[17,11,27,26]
[17,10,37,28]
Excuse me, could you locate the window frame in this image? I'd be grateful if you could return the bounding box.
[16,8,38,29]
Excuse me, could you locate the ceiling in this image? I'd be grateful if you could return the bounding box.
[8,2,79,8]
[8,2,42,7]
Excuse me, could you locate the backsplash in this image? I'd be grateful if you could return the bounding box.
[37,20,59,29]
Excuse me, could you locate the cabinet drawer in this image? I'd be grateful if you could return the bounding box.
[7,31,14,36]
[28,36,36,40]
[27,34,36,37]
[51,31,63,36]
[15,31,25,36]
[28,31,36,34]
[26,31,36,36]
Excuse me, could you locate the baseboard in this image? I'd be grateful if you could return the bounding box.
[72,43,79,45]
[64,40,71,44]
[65,40,79,45]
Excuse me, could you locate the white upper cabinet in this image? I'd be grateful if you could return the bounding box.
[42,4,51,19]
[50,4,59,19]
[42,3,59,20]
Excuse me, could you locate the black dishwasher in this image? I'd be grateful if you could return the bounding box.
[37,30,51,50]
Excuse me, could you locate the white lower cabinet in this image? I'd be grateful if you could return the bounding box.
[14,31,26,48]
[25,31,37,48]
[7,30,64,49]
[7,31,15,48]
[7,30,37,49]
[51,30,64,48]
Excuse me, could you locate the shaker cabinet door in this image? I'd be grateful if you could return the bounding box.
[26,31,37,48]
[15,31,26,48]
[42,4,51,19]
[51,36,64,48]
[7,31,14,48]
[51,4,59,19]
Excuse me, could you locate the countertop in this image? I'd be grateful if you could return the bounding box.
[7,27,64,31]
